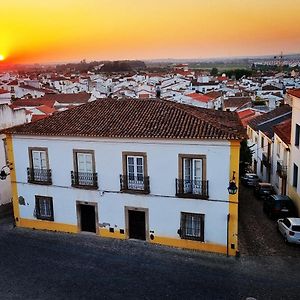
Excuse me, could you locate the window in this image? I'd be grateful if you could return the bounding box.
[121,152,149,193]
[35,196,54,221]
[283,218,291,228]
[292,225,300,232]
[295,124,300,147]
[72,150,97,188]
[180,212,204,241]
[261,136,264,149]
[177,154,208,198]
[293,163,298,188]
[28,148,51,184]
[276,140,281,157]
[2,138,8,164]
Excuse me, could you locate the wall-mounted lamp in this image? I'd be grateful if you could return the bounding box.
[227,171,238,195]
[0,165,10,180]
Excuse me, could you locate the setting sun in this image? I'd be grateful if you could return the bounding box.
[0,54,4,61]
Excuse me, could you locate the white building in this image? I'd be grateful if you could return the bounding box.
[0,88,12,105]
[287,89,300,215]
[4,99,245,256]
[247,105,292,182]
[0,104,27,207]
[271,120,291,195]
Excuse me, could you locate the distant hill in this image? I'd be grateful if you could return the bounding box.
[100,60,146,72]
[55,60,146,73]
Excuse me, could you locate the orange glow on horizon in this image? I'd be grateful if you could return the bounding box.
[0,0,300,64]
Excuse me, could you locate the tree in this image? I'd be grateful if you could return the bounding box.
[239,139,254,177]
[210,67,218,76]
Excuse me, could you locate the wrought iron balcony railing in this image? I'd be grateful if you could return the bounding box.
[71,171,98,189]
[176,179,209,199]
[276,161,287,178]
[120,175,150,194]
[27,168,52,185]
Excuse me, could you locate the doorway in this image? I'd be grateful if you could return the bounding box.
[128,210,146,240]
[79,204,96,233]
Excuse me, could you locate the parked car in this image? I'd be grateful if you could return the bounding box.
[241,173,260,187]
[277,218,300,244]
[263,195,297,219]
[254,183,275,200]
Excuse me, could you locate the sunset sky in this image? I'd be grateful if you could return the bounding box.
[0,0,300,64]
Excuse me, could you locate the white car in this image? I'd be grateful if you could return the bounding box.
[277,218,300,244]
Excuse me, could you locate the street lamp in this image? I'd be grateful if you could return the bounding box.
[227,171,238,195]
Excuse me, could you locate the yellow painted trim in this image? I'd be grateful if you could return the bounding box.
[18,219,227,254]
[99,228,126,239]
[19,218,78,233]
[228,140,240,256]
[150,236,227,254]
[5,134,20,226]
[287,184,300,216]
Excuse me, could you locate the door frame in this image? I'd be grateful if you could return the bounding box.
[125,206,149,241]
[76,201,99,234]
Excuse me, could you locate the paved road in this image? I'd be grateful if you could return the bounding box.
[238,185,300,257]
[0,215,300,299]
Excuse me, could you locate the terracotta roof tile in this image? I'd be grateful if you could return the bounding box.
[31,115,49,122]
[205,91,222,99]
[237,109,255,119]
[287,88,300,98]
[186,93,211,103]
[3,98,246,140]
[224,97,252,109]
[0,88,10,94]
[35,105,56,114]
[273,119,291,145]
[41,92,91,104]
[10,99,55,108]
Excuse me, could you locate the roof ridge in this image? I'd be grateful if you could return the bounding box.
[2,98,245,140]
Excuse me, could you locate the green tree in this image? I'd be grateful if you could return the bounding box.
[239,139,254,177]
[210,67,218,76]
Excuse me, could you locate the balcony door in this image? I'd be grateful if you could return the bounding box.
[76,152,93,186]
[183,158,203,194]
[127,156,144,190]
[32,150,47,182]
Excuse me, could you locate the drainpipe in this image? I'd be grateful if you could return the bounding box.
[227,213,230,257]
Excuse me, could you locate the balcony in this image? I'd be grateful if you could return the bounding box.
[71,171,98,189]
[27,168,52,185]
[120,175,150,194]
[262,152,271,167]
[276,161,287,178]
[176,179,209,199]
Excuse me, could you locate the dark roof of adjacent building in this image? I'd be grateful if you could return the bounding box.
[3,98,246,140]
[248,104,291,132]
[262,85,282,91]
[273,119,291,145]
[40,92,91,104]
[205,91,222,99]
[287,88,300,98]
[223,97,252,109]
[10,99,56,108]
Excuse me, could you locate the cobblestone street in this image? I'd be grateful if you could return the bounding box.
[238,184,300,257]
[1,211,300,299]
